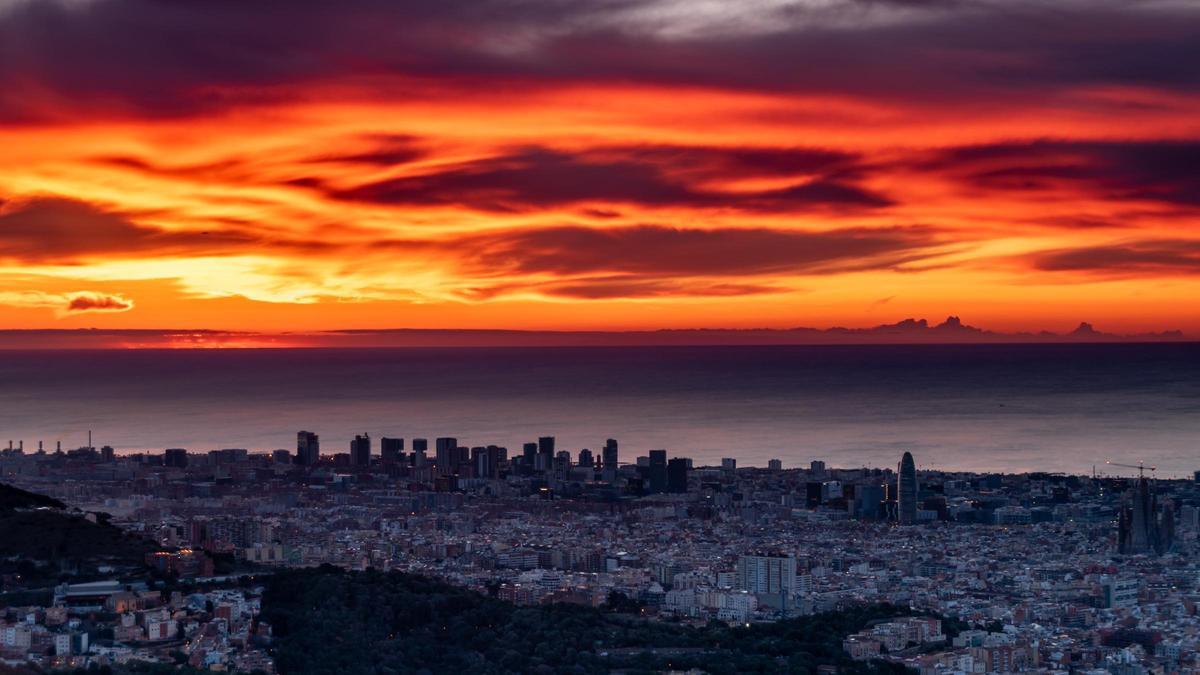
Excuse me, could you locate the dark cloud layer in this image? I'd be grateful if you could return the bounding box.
[1033,240,1200,276]
[330,146,888,212]
[0,197,294,262]
[2,0,1199,120]
[448,224,939,277]
[923,140,1200,208]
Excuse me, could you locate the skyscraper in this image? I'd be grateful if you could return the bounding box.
[667,457,689,493]
[537,436,555,474]
[898,451,918,525]
[601,439,618,480]
[351,433,371,467]
[647,449,667,493]
[600,432,619,466]
[380,437,404,464]
[435,437,458,476]
[296,430,320,466]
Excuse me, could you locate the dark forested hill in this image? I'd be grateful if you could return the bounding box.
[261,566,915,675]
[0,482,155,576]
[0,482,66,510]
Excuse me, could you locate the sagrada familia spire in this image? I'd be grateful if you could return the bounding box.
[1117,476,1175,555]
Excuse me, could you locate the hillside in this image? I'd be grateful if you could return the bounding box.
[0,482,156,576]
[261,566,915,675]
[0,482,66,510]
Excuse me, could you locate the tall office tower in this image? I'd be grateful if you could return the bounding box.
[411,438,428,466]
[380,437,404,464]
[897,451,918,525]
[1118,476,1168,555]
[350,433,372,467]
[647,449,668,493]
[101,445,115,463]
[667,457,689,493]
[578,448,594,467]
[602,438,618,468]
[721,457,737,471]
[553,450,572,477]
[601,439,619,482]
[164,448,188,468]
[856,483,886,520]
[470,446,488,478]
[435,437,458,476]
[537,436,555,472]
[737,551,797,596]
[768,459,782,471]
[519,442,537,474]
[489,445,507,469]
[296,430,320,466]
[810,460,826,476]
[476,445,504,479]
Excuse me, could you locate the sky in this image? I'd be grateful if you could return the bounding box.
[1,0,1199,336]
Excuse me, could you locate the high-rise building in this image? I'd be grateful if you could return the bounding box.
[100,445,115,463]
[435,437,458,476]
[601,438,618,466]
[537,436,555,473]
[411,438,427,466]
[296,431,320,466]
[380,437,404,464]
[164,448,188,468]
[667,457,689,493]
[601,439,618,480]
[475,445,504,479]
[737,551,796,596]
[898,451,918,525]
[768,459,782,471]
[351,433,371,467]
[722,457,737,471]
[648,449,668,493]
[578,448,594,467]
[856,483,885,521]
[810,460,826,476]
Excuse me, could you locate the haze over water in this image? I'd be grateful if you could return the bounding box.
[1,343,1197,477]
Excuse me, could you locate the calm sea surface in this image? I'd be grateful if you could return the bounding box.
[0,344,1197,476]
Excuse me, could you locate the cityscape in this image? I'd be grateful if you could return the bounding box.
[1,431,1198,673]
[4,0,1200,672]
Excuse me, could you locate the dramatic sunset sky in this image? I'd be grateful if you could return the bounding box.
[1,0,1198,335]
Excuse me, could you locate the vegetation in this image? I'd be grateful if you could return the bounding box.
[0,483,66,510]
[0,482,156,580]
[261,565,915,675]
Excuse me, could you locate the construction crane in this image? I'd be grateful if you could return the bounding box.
[1105,460,1157,477]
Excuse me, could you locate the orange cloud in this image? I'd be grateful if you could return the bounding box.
[0,0,1197,334]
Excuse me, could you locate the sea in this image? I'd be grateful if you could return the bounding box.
[0,343,1197,476]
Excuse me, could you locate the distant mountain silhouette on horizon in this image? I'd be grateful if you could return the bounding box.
[0,317,1188,348]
